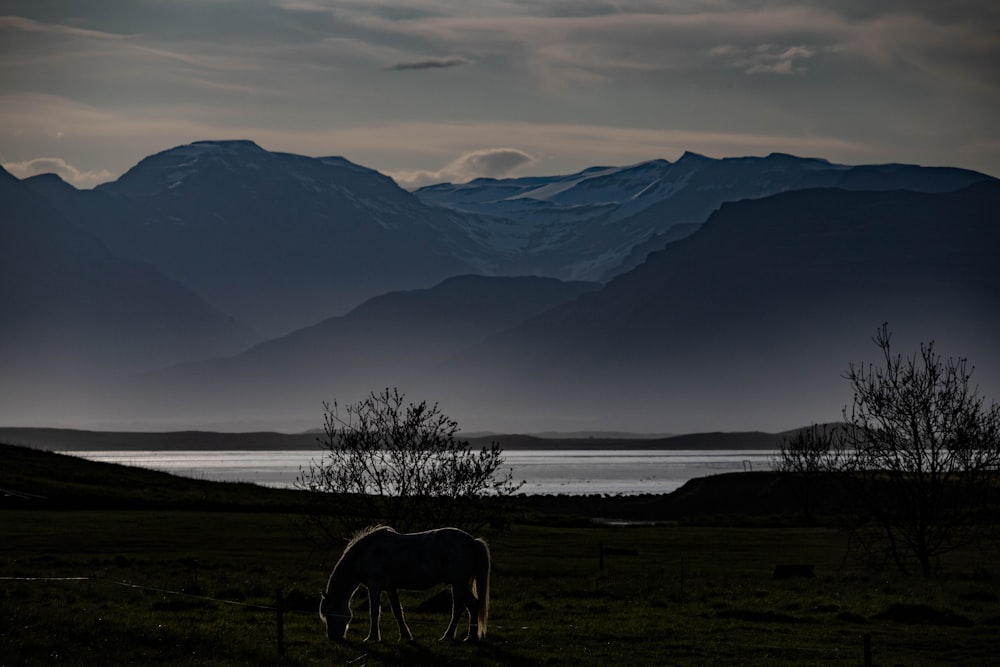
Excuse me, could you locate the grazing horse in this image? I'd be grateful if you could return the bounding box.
[319,525,490,642]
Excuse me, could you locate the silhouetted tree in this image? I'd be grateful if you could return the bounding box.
[773,423,848,520]
[297,388,522,539]
[774,423,844,475]
[779,325,1000,575]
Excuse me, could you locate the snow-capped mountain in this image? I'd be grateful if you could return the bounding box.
[433,183,1000,433]
[8,140,1000,432]
[27,142,994,339]
[416,151,993,280]
[30,140,493,338]
[417,157,683,221]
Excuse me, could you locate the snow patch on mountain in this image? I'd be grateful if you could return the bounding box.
[416,151,995,282]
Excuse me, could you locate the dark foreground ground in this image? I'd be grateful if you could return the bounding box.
[3,442,999,666]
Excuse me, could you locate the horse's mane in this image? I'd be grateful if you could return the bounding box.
[344,524,394,552]
[327,525,394,592]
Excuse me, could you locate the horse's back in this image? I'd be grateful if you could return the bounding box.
[357,526,483,589]
[370,526,478,552]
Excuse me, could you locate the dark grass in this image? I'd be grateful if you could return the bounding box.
[5,513,1000,665]
[3,443,1000,665]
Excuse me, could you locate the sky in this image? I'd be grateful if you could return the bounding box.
[2,1,999,190]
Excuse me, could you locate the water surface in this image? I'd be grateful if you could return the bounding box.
[67,449,776,495]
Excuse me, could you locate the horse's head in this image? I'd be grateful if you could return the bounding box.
[319,591,351,641]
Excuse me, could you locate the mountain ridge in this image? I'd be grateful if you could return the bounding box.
[115,274,601,430]
[22,142,993,334]
[27,140,489,338]
[432,183,1000,433]
[416,151,994,280]
[5,143,998,433]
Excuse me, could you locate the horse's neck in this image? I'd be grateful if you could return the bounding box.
[329,551,360,596]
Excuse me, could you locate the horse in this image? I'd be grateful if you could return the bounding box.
[319,525,491,642]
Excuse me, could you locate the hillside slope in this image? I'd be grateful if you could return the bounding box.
[0,166,256,377]
[437,184,1000,432]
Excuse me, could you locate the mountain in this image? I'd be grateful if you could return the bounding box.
[24,144,993,340]
[0,165,257,420]
[111,275,600,429]
[7,142,999,434]
[416,152,994,281]
[28,140,491,338]
[431,183,1000,433]
[19,171,82,200]
[29,184,999,435]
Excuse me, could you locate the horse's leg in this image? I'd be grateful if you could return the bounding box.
[440,584,466,641]
[365,585,382,641]
[386,589,414,642]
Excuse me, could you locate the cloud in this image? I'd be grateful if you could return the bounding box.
[710,43,820,75]
[2,2,998,181]
[3,156,114,189]
[384,55,472,71]
[344,5,841,81]
[388,147,537,189]
[454,147,536,176]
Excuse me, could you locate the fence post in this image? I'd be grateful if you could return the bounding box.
[680,557,684,602]
[276,588,285,657]
[863,633,872,667]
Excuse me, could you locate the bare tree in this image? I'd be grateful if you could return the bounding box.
[807,325,1000,575]
[297,388,523,537]
[774,423,845,475]
[773,423,848,521]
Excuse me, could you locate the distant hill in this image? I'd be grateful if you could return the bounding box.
[0,166,256,380]
[113,274,600,428]
[470,431,792,451]
[0,425,791,452]
[0,427,318,452]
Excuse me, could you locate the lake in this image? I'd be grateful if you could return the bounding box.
[65,449,777,496]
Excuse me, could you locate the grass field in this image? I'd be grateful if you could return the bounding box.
[3,445,1000,665]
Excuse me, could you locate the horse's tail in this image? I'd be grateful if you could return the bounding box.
[473,537,491,639]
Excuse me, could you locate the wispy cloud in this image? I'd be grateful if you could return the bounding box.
[1,1,998,180]
[383,55,472,71]
[710,44,821,75]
